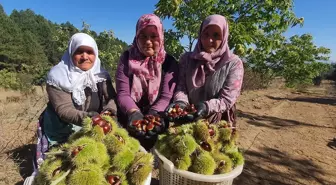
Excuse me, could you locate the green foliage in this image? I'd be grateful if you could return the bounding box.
[96,30,128,80]
[164,29,185,59]
[156,0,302,53]
[248,34,332,87]
[10,9,58,64]
[155,0,331,87]
[53,22,79,58]
[0,70,28,90]
[0,8,50,90]
[0,5,128,90]
[0,4,4,15]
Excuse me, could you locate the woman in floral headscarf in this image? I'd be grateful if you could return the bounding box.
[166,14,244,126]
[116,14,178,150]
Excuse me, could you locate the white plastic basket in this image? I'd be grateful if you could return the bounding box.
[154,149,243,185]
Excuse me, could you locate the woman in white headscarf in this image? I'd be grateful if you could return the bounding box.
[41,33,117,146]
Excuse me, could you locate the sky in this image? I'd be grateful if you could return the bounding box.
[1,0,335,61]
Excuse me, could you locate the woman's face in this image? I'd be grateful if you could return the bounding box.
[137,25,160,57]
[200,25,223,53]
[72,46,96,71]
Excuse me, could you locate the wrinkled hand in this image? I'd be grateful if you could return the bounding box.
[127,111,145,137]
[101,107,116,116]
[87,111,99,118]
[194,102,209,120]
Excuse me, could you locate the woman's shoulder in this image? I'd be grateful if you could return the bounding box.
[228,56,243,68]
[181,52,194,61]
[162,53,178,70]
[45,63,67,89]
[117,50,130,65]
[219,56,244,73]
[164,52,192,63]
[46,84,70,95]
[97,68,111,80]
[164,53,177,63]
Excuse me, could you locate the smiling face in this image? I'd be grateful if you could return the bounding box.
[137,25,160,57]
[72,46,96,71]
[200,25,223,53]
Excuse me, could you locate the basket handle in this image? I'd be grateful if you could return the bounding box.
[154,149,174,173]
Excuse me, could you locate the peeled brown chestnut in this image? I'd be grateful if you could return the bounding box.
[92,115,102,123]
[103,125,111,134]
[208,128,215,137]
[146,123,155,131]
[96,119,107,127]
[200,141,211,152]
[71,148,79,157]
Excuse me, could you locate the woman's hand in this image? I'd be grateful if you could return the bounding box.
[127,111,145,136]
[164,101,195,123]
[101,108,116,116]
[194,102,209,120]
[87,111,99,117]
[164,101,187,121]
[146,110,166,136]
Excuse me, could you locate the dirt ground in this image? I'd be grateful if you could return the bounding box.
[0,81,335,185]
[234,81,336,185]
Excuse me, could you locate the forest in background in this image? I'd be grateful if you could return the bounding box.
[0,0,335,92]
[0,4,128,91]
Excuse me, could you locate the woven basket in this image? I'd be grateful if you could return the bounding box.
[154,149,243,185]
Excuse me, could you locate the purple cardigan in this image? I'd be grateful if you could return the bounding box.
[116,51,178,115]
[174,52,244,115]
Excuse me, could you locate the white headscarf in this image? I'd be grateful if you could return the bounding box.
[46,33,108,105]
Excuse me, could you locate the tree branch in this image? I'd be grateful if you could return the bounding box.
[236,1,262,22]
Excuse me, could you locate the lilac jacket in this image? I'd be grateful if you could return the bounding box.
[116,51,178,114]
[174,52,244,115]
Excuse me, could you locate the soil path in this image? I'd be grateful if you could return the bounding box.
[234,82,336,185]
